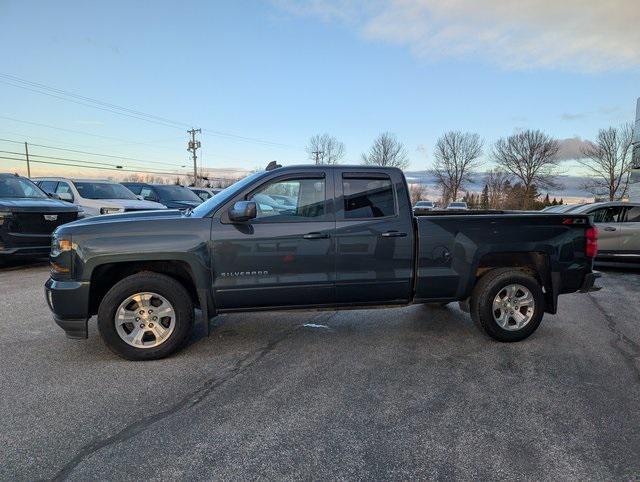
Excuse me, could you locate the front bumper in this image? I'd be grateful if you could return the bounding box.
[579,271,601,293]
[0,233,52,257]
[44,278,90,339]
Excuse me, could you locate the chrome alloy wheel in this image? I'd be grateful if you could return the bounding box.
[492,284,535,331]
[115,292,176,348]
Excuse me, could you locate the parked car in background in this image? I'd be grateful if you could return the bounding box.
[34,178,166,217]
[0,173,81,259]
[121,182,203,210]
[413,200,435,215]
[446,201,468,210]
[188,186,223,202]
[541,204,587,213]
[569,201,640,262]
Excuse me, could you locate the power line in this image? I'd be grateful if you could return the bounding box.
[0,155,240,184]
[0,135,250,167]
[0,138,186,169]
[0,155,190,177]
[1,72,303,150]
[0,73,191,129]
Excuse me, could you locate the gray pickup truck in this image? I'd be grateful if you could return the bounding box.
[45,165,600,360]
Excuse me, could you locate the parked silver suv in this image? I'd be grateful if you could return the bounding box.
[571,201,640,262]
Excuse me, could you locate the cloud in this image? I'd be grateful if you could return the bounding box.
[556,137,594,160]
[274,0,640,71]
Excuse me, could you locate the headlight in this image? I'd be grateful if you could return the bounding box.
[100,207,122,215]
[0,210,12,226]
[51,232,73,257]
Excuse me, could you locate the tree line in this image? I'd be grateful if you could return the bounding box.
[306,123,635,210]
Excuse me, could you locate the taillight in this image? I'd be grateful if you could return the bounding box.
[585,226,598,258]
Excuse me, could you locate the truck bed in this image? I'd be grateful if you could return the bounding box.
[413,213,593,308]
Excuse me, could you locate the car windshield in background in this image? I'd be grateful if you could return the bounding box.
[0,177,47,199]
[449,203,466,208]
[74,182,138,200]
[416,201,433,206]
[191,171,267,217]
[154,185,203,201]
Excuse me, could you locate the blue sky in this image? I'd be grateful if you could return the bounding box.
[0,0,638,177]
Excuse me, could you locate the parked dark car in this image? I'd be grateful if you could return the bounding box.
[47,165,599,360]
[0,173,80,259]
[188,187,223,202]
[121,182,203,210]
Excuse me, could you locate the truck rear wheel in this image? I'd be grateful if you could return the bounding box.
[97,272,194,360]
[470,268,544,342]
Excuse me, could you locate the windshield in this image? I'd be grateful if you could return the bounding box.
[416,201,433,206]
[191,171,266,217]
[154,185,203,202]
[0,176,47,199]
[74,182,138,200]
[449,202,466,207]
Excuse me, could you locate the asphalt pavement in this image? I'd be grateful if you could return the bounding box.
[0,263,639,480]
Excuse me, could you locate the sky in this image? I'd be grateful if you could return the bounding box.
[0,0,638,179]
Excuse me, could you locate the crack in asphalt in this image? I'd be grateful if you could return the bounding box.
[587,292,640,382]
[50,315,325,481]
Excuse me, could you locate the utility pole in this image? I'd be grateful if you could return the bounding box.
[312,150,324,165]
[24,142,31,178]
[187,128,202,186]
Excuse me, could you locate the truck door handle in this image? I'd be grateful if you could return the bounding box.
[303,232,330,239]
[603,226,617,232]
[381,231,407,238]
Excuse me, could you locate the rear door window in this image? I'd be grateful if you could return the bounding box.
[342,176,395,219]
[623,206,640,222]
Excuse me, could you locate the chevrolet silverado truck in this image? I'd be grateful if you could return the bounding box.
[45,165,600,360]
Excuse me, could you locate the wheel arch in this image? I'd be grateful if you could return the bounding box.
[88,258,213,321]
[471,251,557,314]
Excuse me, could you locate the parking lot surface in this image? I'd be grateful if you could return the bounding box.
[1,263,639,480]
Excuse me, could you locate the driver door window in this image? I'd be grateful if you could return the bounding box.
[248,177,326,222]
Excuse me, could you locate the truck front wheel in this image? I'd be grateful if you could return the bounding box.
[470,268,545,342]
[97,272,194,360]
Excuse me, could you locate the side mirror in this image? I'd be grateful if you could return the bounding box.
[48,193,61,200]
[136,195,144,201]
[58,192,73,202]
[228,201,257,223]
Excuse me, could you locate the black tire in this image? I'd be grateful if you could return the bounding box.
[470,268,545,342]
[97,272,194,360]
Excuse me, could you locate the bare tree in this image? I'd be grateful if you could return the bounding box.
[492,130,560,209]
[430,131,483,202]
[578,123,634,201]
[361,132,409,169]
[484,168,512,209]
[408,183,427,205]
[306,133,345,165]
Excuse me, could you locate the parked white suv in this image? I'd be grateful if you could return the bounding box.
[34,178,166,217]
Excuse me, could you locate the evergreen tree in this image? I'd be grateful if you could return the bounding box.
[543,193,550,206]
[481,184,489,209]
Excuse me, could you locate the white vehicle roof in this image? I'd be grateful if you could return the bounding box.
[33,177,116,183]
